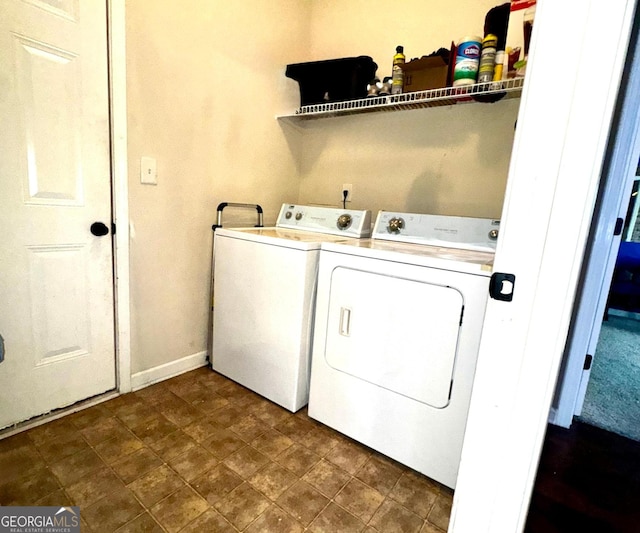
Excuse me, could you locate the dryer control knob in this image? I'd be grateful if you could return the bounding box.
[489,229,499,240]
[295,212,303,220]
[285,211,293,219]
[387,217,405,234]
[337,214,353,230]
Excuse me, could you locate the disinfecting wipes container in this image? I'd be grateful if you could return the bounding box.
[453,36,481,87]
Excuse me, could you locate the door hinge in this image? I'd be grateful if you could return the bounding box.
[614,217,624,236]
[111,222,116,235]
[489,272,516,302]
[584,354,593,370]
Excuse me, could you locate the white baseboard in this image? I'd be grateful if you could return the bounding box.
[130,351,208,392]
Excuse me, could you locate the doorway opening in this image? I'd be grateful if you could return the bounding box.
[578,177,640,441]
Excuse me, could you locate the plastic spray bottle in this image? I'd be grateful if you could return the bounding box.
[391,45,405,95]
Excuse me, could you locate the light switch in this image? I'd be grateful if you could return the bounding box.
[140,156,157,185]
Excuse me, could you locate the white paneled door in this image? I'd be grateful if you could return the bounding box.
[0,0,116,429]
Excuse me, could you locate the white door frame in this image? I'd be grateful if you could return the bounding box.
[108,0,131,394]
[450,1,637,532]
[551,23,640,428]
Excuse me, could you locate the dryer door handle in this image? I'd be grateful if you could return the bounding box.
[339,307,351,337]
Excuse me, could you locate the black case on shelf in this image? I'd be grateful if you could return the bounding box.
[285,56,377,106]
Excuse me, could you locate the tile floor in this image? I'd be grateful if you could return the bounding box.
[0,367,452,532]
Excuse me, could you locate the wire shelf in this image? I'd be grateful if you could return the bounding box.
[278,77,524,121]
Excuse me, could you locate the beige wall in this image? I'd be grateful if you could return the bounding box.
[307,0,496,63]
[295,100,518,217]
[126,0,309,374]
[126,0,519,375]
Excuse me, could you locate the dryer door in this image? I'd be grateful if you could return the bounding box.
[325,267,463,408]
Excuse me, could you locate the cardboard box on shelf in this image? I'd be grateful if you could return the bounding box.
[402,55,449,93]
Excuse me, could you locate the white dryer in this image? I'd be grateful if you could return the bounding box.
[308,211,499,488]
[211,204,371,412]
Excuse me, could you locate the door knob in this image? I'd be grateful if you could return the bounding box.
[90,222,110,236]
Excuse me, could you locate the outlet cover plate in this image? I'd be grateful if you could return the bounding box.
[140,156,157,185]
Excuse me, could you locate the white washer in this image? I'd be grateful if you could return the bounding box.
[211,204,371,412]
[308,211,500,488]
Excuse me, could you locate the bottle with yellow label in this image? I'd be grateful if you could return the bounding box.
[391,45,405,95]
[478,34,498,84]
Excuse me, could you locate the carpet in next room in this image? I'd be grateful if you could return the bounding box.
[578,314,640,442]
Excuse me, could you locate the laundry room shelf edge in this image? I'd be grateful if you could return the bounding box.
[277,77,524,122]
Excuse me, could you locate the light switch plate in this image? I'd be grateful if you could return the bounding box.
[140,156,157,185]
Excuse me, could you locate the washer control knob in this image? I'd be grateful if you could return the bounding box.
[337,214,353,230]
[285,211,292,219]
[387,217,405,234]
[295,212,303,221]
[489,229,499,240]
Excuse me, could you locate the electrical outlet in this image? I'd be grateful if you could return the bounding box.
[140,156,157,185]
[342,183,353,202]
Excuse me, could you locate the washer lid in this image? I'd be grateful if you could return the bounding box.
[215,227,359,250]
